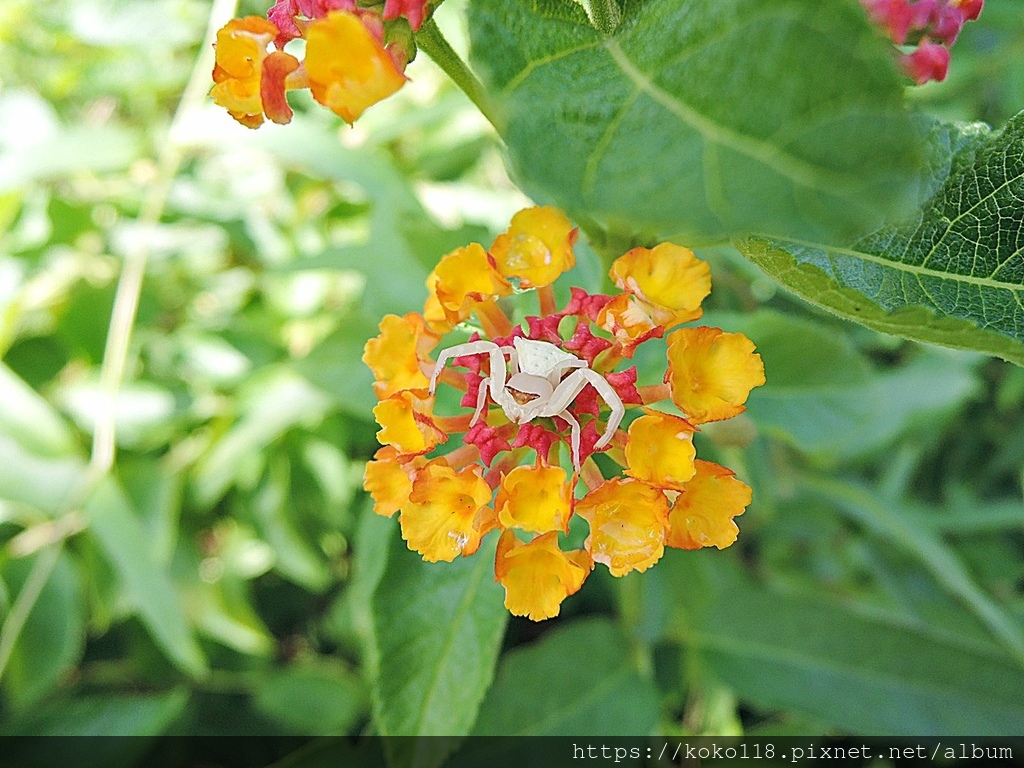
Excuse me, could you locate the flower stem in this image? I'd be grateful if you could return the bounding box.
[415,18,503,133]
[537,285,558,317]
[475,299,515,339]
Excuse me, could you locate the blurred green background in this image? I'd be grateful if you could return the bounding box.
[0,0,1022,746]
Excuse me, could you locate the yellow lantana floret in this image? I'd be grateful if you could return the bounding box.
[666,326,765,424]
[211,17,300,128]
[625,409,697,491]
[363,313,439,399]
[400,460,494,562]
[304,11,407,124]
[490,206,577,289]
[495,464,572,534]
[494,530,591,621]
[364,446,423,517]
[596,294,662,358]
[610,244,710,328]
[667,460,751,550]
[432,243,513,326]
[576,478,670,576]
[372,389,447,455]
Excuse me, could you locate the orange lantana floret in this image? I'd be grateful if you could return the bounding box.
[372,389,447,455]
[363,313,440,399]
[490,206,577,289]
[495,464,572,534]
[624,409,697,491]
[364,446,423,517]
[400,460,495,562]
[666,326,765,424]
[596,293,663,358]
[304,11,407,124]
[610,244,710,329]
[576,478,670,576]
[211,17,301,128]
[494,530,591,621]
[667,460,751,550]
[432,243,513,326]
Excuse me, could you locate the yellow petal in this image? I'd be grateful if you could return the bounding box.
[596,293,662,357]
[494,530,591,621]
[666,326,765,424]
[372,389,447,454]
[575,478,669,576]
[304,11,407,124]
[363,313,439,399]
[610,244,709,328]
[495,464,572,534]
[490,207,577,289]
[432,243,513,326]
[624,409,696,491]
[210,16,281,127]
[363,446,423,517]
[667,460,750,550]
[400,460,493,562]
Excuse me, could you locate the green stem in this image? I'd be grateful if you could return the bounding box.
[415,18,503,133]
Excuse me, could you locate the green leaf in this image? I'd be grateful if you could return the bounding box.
[1,689,189,736]
[249,459,331,593]
[470,617,659,735]
[0,363,76,457]
[254,121,433,314]
[718,311,980,458]
[739,112,1024,365]
[666,552,1024,735]
[0,434,85,514]
[0,125,143,193]
[804,476,1024,670]
[83,479,207,677]
[253,659,367,735]
[470,0,923,246]
[370,528,507,749]
[295,313,381,420]
[192,367,332,506]
[0,548,84,710]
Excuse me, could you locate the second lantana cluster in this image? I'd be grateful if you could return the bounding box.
[210,0,428,128]
[363,207,765,620]
[861,0,984,84]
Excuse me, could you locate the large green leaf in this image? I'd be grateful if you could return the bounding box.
[739,112,1024,365]
[84,479,207,677]
[470,618,659,735]
[666,552,1024,735]
[252,659,367,735]
[470,0,922,246]
[370,527,507,756]
[1,689,188,736]
[714,311,979,458]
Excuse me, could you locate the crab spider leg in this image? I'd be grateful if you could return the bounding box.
[471,374,490,425]
[559,408,582,470]
[540,369,625,451]
[500,346,519,375]
[431,341,497,393]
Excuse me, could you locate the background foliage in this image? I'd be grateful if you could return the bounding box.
[0,0,1022,755]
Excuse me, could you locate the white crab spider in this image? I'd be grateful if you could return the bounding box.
[429,337,624,470]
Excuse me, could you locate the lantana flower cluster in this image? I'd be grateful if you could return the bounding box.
[362,207,765,621]
[210,0,428,128]
[861,0,984,84]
